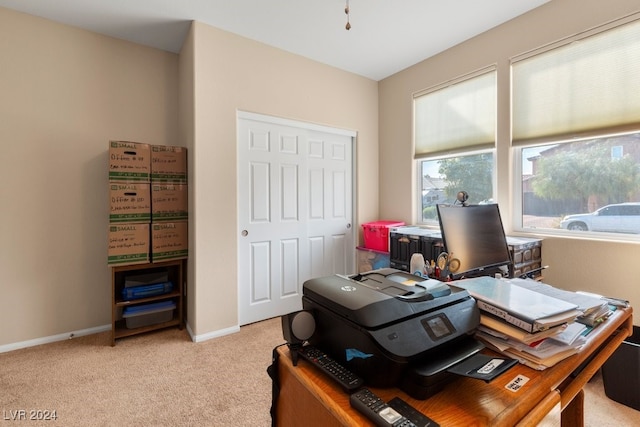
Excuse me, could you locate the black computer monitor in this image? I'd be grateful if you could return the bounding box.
[436,203,511,279]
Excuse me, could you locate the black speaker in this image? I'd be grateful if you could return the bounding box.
[281,310,316,366]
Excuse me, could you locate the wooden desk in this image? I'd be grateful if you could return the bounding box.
[275,307,632,426]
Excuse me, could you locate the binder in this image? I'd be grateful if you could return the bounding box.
[453,276,580,333]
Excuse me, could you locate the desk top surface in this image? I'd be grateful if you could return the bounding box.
[277,307,632,427]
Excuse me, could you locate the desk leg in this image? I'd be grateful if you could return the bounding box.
[561,389,584,427]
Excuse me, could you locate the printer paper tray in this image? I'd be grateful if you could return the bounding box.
[401,335,485,400]
[409,335,484,377]
[447,352,518,382]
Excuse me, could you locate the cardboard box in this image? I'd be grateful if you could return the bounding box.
[108,223,150,266]
[151,145,187,184]
[109,141,151,182]
[151,221,188,262]
[109,182,151,223]
[151,183,188,221]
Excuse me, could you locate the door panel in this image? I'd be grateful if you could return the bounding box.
[250,241,270,302]
[251,162,270,222]
[281,238,299,296]
[238,113,354,325]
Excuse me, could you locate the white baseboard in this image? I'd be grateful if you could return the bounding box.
[2,322,243,352]
[0,324,112,354]
[187,323,240,343]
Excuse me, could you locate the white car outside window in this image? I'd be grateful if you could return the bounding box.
[560,203,640,233]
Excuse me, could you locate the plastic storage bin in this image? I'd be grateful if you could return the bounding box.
[602,325,640,410]
[356,246,390,273]
[123,301,176,329]
[362,221,405,252]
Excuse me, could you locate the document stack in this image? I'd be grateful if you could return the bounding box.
[453,276,593,370]
[510,279,613,328]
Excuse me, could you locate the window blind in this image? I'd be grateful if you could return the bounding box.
[512,16,640,145]
[414,68,496,158]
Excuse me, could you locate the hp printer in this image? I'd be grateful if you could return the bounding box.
[301,268,484,399]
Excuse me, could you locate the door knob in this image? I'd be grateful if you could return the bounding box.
[241,230,248,237]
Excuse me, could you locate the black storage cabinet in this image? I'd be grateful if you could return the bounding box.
[602,325,640,410]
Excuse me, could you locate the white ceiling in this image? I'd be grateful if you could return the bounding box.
[0,0,550,81]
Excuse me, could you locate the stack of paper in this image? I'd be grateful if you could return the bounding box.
[477,314,568,345]
[453,276,592,370]
[509,278,613,327]
[576,304,613,327]
[477,322,587,370]
[453,276,582,333]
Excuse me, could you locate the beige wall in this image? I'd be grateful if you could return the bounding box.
[0,8,179,347]
[185,22,379,338]
[379,0,640,317]
[178,25,197,335]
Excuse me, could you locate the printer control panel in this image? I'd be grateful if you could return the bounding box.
[420,314,456,342]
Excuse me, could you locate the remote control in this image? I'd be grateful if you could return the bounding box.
[350,388,417,427]
[388,397,439,427]
[297,345,364,392]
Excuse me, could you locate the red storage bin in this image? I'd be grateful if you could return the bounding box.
[362,221,405,252]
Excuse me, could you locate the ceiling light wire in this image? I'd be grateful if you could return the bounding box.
[345,0,351,30]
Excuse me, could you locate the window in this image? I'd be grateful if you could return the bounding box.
[520,132,640,233]
[414,68,497,224]
[418,152,494,223]
[514,15,640,237]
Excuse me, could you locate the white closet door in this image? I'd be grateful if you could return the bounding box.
[237,112,355,325]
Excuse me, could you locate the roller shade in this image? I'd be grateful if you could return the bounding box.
[414,68,496,158]
[512,16,640,145]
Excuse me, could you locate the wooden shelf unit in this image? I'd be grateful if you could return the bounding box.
[110,259,185,346]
